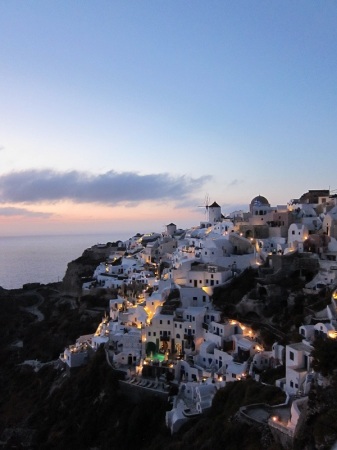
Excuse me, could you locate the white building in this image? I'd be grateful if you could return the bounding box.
[285,342,313,396]
[287,223,309,252]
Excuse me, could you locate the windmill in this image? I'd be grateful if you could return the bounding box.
[198,194,210,222]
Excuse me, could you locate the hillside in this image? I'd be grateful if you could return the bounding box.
[1,259,337,449]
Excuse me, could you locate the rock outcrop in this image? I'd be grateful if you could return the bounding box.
[62,244,115,296]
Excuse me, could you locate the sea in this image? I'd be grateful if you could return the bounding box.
[0,233,133,290]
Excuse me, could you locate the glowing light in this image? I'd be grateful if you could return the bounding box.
[328,330,337,339]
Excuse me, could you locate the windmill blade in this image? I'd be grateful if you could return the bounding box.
[198,193,210,219]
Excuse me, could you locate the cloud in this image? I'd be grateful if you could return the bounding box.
[0,206,53,218]
[0,169,211,206]
[227,179,243,187]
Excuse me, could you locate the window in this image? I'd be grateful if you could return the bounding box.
[160,331,162,335]
[203,296,206,302]
[290,351,294,361]
[290,381,294,387]
[160,320,162,324]
[193,296,197,301]
[153,332,156,336]
[148,332,151,336]
[168,320,170,325]
[292,230,295,235]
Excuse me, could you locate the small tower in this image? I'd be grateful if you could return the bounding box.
[208,202,222,223]
[166,223,177,237]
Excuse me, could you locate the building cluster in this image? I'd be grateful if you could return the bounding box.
[60,189,337,437]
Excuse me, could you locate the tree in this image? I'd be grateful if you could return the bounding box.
[311,336,337,377]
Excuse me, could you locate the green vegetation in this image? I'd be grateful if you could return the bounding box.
[311,336,337,377]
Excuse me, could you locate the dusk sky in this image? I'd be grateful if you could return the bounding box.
[1,1,336,236]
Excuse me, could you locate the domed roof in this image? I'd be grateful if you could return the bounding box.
[250,195,270,207]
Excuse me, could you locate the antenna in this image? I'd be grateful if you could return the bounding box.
[198,194,210,221]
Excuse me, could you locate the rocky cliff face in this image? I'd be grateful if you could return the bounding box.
[62,245,115,296]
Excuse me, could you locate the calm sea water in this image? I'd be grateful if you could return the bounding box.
[0,233,132,290]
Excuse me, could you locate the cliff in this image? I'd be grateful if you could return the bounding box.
[61,244,115,295]
[1,247,337,449]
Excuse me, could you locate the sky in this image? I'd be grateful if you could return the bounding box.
[0,1,336,236]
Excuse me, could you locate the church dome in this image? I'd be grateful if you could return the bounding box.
[250,195,270,208]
